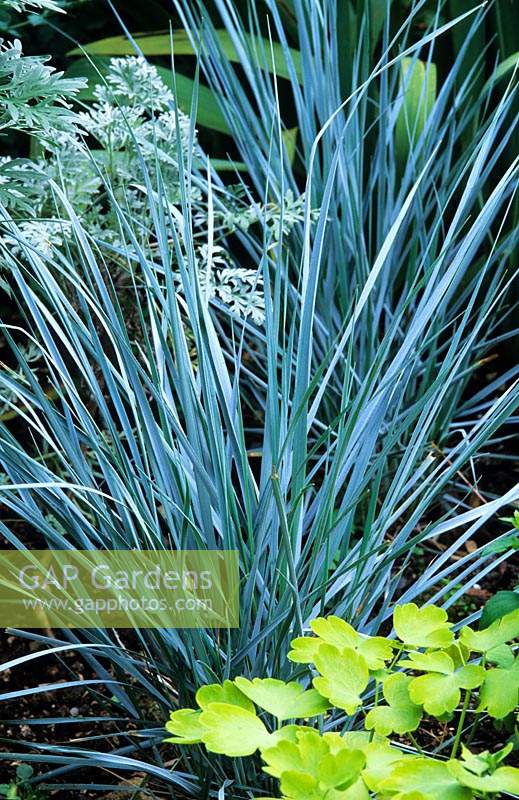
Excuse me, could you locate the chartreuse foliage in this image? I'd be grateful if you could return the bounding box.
[166,603,519,799]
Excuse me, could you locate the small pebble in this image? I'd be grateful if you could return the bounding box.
[70,706,80,717]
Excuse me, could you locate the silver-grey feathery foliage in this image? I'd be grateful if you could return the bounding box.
[2,56,309,323]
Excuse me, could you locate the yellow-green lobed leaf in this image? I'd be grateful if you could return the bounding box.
[400,650,455,675]
[196,679,254,712]
[263,730,330,778]
[164,708,205,744]
[313,644,369,714]
[476,658,519,719]
[234,676,329,720]
[448,760,519,794]
[289,616,393,670]
[408,665,485,717]
[380,758,472,799]
[460,608,519,653]
[365,673,422,736]
[261,729,365,797]
[393,603,454,649]
[199,702,272,756]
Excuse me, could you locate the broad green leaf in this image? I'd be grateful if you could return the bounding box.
[199,702,271,756]
[15,764,33,781]
[294,730,332,774]
[164,708,204,744]
[262,736,326,779]
[263,729,365,782]
[459,747,493,777]
[393,603,454,649]
[290,616,393,670]
[459,743,513,775]
[262,730,365,796]
[408,671,461,716]
[365,673,421,736]
[288,636,320,664]
[448,760,519,794]
[480,591,519,629]
[336,780,370,799]
[460,608,519,653]
[271,724,313,745]
[70,29,303,84]
[141,70,230,133]
[323,730,385,793]
[333,731,373,751]
[400,650,455,674]
[313,645,369,714]
[484,53,519,92]
[380,758,472,800]
[317,749,366,790]
[409,665,484,716]
[483,532,519,556]
[282,127,298,165]
[438,643,470,669]
[65,55,110,101]
[311,617,359,647]
[397,795,429,800]
[477,658,519,718]
[234,677,329,720]
[481,643,514,668]
[395,57,437,165]
[368,0,389,54]
[196,679,254,712]
[395,794,430,800]
[279,771,320,800]
[357,636,395,670]
[361,743,414,793]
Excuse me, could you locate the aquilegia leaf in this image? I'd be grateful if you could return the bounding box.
[312,644,369,714]
[196,679,255,712]
[288,616,393,670]
[164,708,205,744]
[460,608,519,654]
[365,673,422,736]
[476,658,519,719]
[448,760,519,794]
[380,758,472,799]
[234,677,329,720]
[393,603,454,649]
[199,702,272,756]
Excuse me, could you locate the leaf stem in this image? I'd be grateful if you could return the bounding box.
[451,689,471,759]
[465,658,485,748]
[389,641,404,670]
[408,731,424,755]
